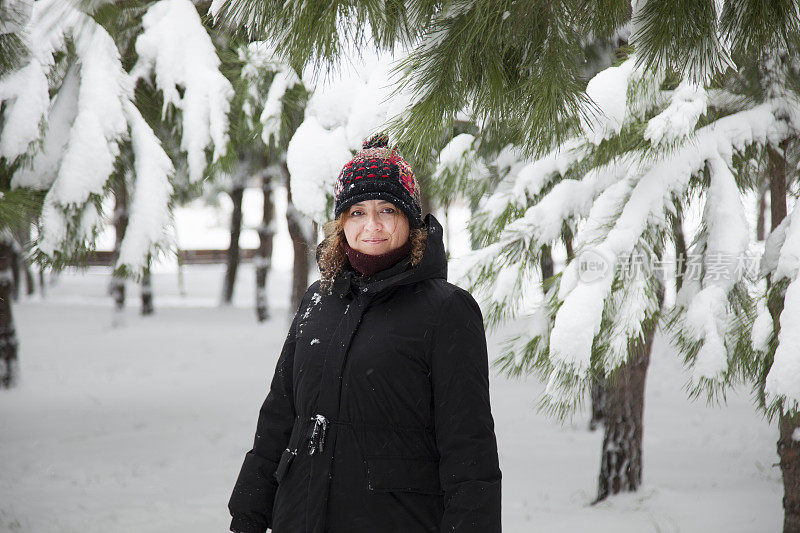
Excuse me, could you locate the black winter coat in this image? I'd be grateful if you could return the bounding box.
[229,214,502,533]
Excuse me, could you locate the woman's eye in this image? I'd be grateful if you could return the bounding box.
[350,210,363,216]
[382,208,396,214]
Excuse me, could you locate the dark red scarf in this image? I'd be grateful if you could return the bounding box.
[343,240,412,278]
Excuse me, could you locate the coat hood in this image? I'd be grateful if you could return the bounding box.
[324,213,447,298]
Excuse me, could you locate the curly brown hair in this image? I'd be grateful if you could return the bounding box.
[317,215,427,293]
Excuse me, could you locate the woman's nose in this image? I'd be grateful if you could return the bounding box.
[364,212,382,231]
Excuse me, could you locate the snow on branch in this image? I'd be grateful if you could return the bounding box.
[49,21,129,206]
[460,153,630,290]
[645,81,709,146]
[10,64,80,190]
[132,0,233,182]
[580,56,637,145]
[431,133,487,199]
[37,16,130,254]
[470,137,586,244]
[681,156,749,382]
[261,69,301,145]
[542,102,787,408]
[0,0,80,162]
[286,52,413,222]
[0,59,49,160]
[238,40,302,145]
[286,117,350,222]
[117,101,174,271]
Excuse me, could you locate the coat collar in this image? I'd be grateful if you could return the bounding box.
[329,213,447,298]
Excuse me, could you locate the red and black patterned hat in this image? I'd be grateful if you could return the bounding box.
[333,133,423,228]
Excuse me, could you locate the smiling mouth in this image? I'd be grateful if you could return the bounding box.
[363,239,387,243]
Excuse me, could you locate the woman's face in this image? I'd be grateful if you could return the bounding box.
[342,199,410,255]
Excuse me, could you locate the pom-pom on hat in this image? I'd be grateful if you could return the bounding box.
[333,133,423,228]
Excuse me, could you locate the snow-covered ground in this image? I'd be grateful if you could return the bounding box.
[0,263,782,533]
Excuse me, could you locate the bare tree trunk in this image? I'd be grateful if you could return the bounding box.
[222,184,245,305]
[756,180,769,241]
[256,173,276,322]
[769,143,788,235]
[562,226,574,263]
[589,372,606,431]
[141,253,153,316]
[173,223,186,298]
[283,162,312,312]
[767,140,800,533]
[23,263,34,296]
[780,413,800,533]
[10,244,20,301]
[671,200,688,293]
[539,244,554,281]
[0,239,19,388]
[110,180,129,318]
[11,225,34,297]
[38,267,45,297]
[594,316,658,502]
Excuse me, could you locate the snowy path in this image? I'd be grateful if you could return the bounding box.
[0,267,782,532]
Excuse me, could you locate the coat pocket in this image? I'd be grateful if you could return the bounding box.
[273,416,306,485]
[363,456,443,495]
[274,448,296,484]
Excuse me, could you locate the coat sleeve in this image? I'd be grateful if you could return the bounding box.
[228,308,301,533]
[431,288,502,532]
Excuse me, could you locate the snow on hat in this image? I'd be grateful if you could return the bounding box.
[333,133,423,228]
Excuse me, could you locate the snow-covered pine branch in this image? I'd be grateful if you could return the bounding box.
[238,40,302,146]
[117,101,174,272]
[545,102,788,410]
[457,49,795,414]
[1,0,231,269]
[132,0,233,183]
[0,0,80,165]
[32,11,130,256]
[286,52,413,223]
[430,133,488,202]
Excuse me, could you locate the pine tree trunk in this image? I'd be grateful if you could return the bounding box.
[589,371,606,431]
[594,322,656,502]
[767,140,800,533]
[256,174,275,322]
[539,244,554,281]
[10,244,20,301]
[562,226,574,263]
[284,162,312,312]
[671,200,687,293]
[756,182,769,241]
[38,268,45,297]
[223,185,245,305]
[110,181,129,316]
[779,413,800,533]
[174,224,186,298]
[12,225,34,296]
[141,254,153,316]
[23,264,34,296]
[0,240,19,388]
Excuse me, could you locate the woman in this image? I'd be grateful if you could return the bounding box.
[228,133,502,533]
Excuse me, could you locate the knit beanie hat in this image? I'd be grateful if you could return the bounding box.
[333,133,423,228]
